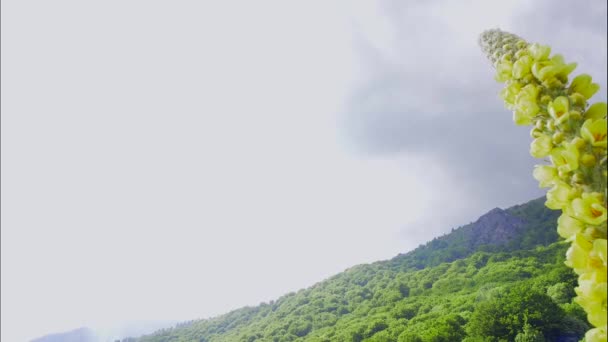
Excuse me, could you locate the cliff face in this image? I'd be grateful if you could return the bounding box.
[468,207,526,248]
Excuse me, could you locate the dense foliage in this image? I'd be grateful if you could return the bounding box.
[132,198,589,342]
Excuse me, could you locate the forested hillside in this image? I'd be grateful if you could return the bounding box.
[131,198,589,342]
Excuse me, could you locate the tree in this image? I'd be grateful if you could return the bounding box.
[514,323,544,342]
[467,284,564,340]
[546,282,573,304]
[397,331,423,342]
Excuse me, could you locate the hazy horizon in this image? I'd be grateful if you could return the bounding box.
[2,1,606,341]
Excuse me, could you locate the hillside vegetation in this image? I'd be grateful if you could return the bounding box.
[131,198,589,342]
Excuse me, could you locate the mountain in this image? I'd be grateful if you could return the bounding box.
[389,197,560,270]
[128,197,589,342]
[30,328,97,342]
[30,321,177,342]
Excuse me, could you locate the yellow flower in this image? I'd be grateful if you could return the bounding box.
[589,304,608,329]
[514,84,540,125]
[530,134,553,158]
[570,74,600,99]
[546,180,575,210]
[588,241,608,279]
[585,327,607,342]
[528,43,551,61]
[516,83,540,101]
[579,259,608,284]
[554,59,578,82]
[513,55,533,79]
[585,102,607,120]
[532,54,577,84]
[570,192,608,225]
[566,233,593,269]
[557,213,585,240]
[551,143,579,173]
[548,96,571,125]
[576,280,608,327]
[495,60,513,82]
[514,108,536,126]
[500,81,522,109]
[595,239,608,267]
[533,165,558,188]
[581,119,608,148]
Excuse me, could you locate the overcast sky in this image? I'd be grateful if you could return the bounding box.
[1,1,606,341]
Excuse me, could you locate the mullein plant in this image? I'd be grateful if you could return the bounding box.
[479,29,607,342]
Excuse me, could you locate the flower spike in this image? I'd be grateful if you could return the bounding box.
[479,28,608,341]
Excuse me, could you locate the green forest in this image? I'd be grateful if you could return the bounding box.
[128,198,590,342]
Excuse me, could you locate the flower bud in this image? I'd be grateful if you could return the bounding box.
[571,172,586,184]
[521,74,535,84]
[515,49,528,59]
[572,137,586,149]
[543,77,564,89]
[530,129,541,138]
[569,110,582,120]
[492,51,502,62]
[558,168,570,179]
[546,120,556,131]
[569,93,588,108]
[552,132,565,144]
[540,95,552,105]
[516,40,528,50]
[500,53,513,63]
[581,153,597,167]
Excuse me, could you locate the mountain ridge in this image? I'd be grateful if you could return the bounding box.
[129,196,586,342]
[30,328,97,342]
[30,321,178,342]
[34,197,582,342]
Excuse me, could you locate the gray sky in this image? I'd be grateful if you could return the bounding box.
[1,1,606,341]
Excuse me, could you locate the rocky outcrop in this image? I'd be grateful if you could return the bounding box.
[468,207,526,248]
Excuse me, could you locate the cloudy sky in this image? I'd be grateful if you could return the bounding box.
[1,1,606,341]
